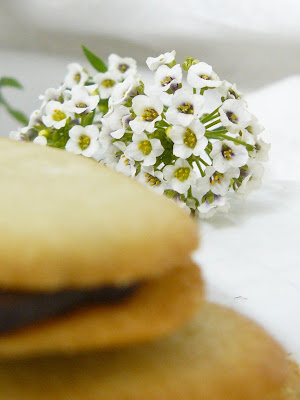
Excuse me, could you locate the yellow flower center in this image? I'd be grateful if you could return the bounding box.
[145,173,161,186]
[210,172,224,185]
[177,102,194,115]
[174,167,190,181]
[183,128,197,149]
[75,102,87,108]
[138,140,152,155]
[200,74,211,80]
[121,155,130,166]
[226,111,238,124]
[118,64,129,73]
[142,108,159,122]
[78,134,91,150]
[102,79,116,88]
[222,144,234,160]
[52,109,66,121]
[160,76,173,86]
[74,73,81,83]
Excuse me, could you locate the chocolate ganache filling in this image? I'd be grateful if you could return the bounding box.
[0,283,140,335]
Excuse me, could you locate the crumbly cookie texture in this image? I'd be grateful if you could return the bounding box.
[0,139,199,290]
[0,303,288,400]
[0,262,204,357]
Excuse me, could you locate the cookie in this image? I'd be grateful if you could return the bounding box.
[0,303,288,400]
[0,262,204,357]
[268,360,300,400]
[0,138,199,290]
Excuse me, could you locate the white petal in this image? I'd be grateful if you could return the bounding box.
[69,125,85,141]
[172,179,190,194]
[173,144,193,159]
[65,139,82,154]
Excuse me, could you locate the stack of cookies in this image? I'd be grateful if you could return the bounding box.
[0,139,298,399]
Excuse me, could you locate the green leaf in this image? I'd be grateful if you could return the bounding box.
[0,77,23,89]
[6,107,29,125]
[82,45,107,72]
[81,110,95,127]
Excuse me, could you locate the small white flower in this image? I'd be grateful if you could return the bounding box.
[26,109,43,130]
[116,154,136,178]
[64,63,89,88]
[165,89,203,127]
[154,64,182,93]
[195,166,240,197]
[237,162,264,194]
[251,138,270,162]
[129,95,163,134]
[137,166,165,195]
[240,130,270,162]
[42,101,71,129]
[125,132,164,166]
[108,75,141,107]
[102,105,131,139]
[66,86,99,114]
[219,99,252,134]
[108,54,137,78]
[220,80,244,100]
[163,158,197,195]
[187,62,221,89]
[169,119,207,159]
[94,71,122,99]
[98,123,116,151]
[9,129,28,141]
[146,50,176,71]
[99,141,121,168]
[211,140,249,173]
[173,197,196,215]
[198,194,230,219]
[65,125,99,157]
[39,84,67,110]
[33,135,47,146]
[240,130,256,146]
[244,115,264,138]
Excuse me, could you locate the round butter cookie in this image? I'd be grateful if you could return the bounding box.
[0,139,199,290]
[0,303,288,400]
[0,262,204,357]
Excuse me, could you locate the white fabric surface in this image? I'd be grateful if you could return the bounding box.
[194,77,300,362]
[1,49,299,361]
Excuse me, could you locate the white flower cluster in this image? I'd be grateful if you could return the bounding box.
[10,49,270,219]
[10,54,137,159]
[99,52,270,218]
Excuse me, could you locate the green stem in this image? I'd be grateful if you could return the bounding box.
[205,132,254,149]
[193,88,196,94]
[205,119,221,129]
[198,157,209,167]
[201,106,221,124]
[194,158,205,177]
[211,128,227,134]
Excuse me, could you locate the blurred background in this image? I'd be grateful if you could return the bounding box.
[1,0,300,134]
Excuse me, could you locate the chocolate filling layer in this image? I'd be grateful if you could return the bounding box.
[0,284,139,335]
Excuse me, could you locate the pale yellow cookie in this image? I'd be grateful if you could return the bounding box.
[0,303,288,400]
[0,139,199,290]
[0,262,204,357]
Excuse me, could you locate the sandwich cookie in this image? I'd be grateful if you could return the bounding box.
[0,139,203,356]
[0,302,289,400]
